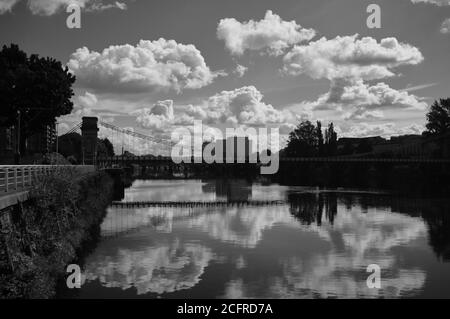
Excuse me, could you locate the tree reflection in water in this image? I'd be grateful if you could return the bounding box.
[288,192,450,261]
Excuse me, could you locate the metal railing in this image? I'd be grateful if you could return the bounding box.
[0,165,95,193]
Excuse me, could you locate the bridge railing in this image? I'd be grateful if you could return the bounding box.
[0,165,95,193]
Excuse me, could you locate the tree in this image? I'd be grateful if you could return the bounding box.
[58,132,82,163]
[97,138,115,158]
[324,123,337,156]
[58,134,115,163]
[285,120,318,157]
[426,98,450,135]
[316,121,324,156]
[0,44,76,158]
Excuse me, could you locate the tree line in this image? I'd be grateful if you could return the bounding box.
[283,98,450,158]
[284,121,338,157]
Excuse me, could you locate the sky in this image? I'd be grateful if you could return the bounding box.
[1,0,450,152]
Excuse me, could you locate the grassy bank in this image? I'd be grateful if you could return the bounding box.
[0,168,114,298]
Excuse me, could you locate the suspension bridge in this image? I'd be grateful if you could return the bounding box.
[60,116,450,166]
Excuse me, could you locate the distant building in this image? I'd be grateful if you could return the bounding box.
[336,134,448,158]
[337,136,386,154]
[201,136,254,163]
[0,126,15,163]
[337,136,386,150]
[26,124,57,155]
[221,136,252,163]
[372,135,422,154]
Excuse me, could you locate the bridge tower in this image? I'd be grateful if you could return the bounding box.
[81,117,99,165]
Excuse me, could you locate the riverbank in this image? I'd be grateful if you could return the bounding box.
[274,161,450,195]
[0,168,114,298]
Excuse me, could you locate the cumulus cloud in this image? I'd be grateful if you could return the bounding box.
[305,79,426,119]
[68,91,97,118]
[440,18,450,33]
[132,86,296,138]
[284,35,425,121]
[28,0,88,15]
[340,122,425,138]
[87,1,127,12]
[0,0,20,14]
[283,35,423,81]
[77,91,98,110]
[173,104,208,125]
[12,0,128,16]
[217,10,316,56]
[233,64,248,77]
[411,0,450,5]
[68,38,220,93]
[203,86,291,126]
[57,91,97,128]
[135,100,174,132]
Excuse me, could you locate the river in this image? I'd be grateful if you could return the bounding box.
[60,179,450,298]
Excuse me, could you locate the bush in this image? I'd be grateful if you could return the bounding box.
[0,168,113,298]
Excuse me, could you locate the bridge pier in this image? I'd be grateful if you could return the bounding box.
[81,117,99,165]
[102,168,126,201]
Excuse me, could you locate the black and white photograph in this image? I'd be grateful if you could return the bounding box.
[0,0,449,306]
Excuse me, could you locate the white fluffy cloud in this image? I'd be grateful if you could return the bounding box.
[133,86,295,136]
[57,91,97,128]
[28,0,89,15]
[340,122,425,138]
[411,0,450,5]
[68,39,220,93]
[203,86,290,126]
[0,0,128,15]
[135,100,174,132]
[306,79,426,119]
[87,1,127,12]
[284,35,425,121]
[440,18,450,33]
[283,35,423,81]
[77,91,98,109]
[0,0,19,14]
[233,64,248,77]
[217,10,316,56]
[10,0,127,16]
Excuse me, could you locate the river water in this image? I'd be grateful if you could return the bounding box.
[64,179,450,298]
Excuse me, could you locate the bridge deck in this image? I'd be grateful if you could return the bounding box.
[99,156,450,164]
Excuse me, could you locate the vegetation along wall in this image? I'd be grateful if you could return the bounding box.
[0,168,113,298]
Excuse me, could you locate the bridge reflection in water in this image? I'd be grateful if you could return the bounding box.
[102,200,285,238]
[69,180,450,299]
